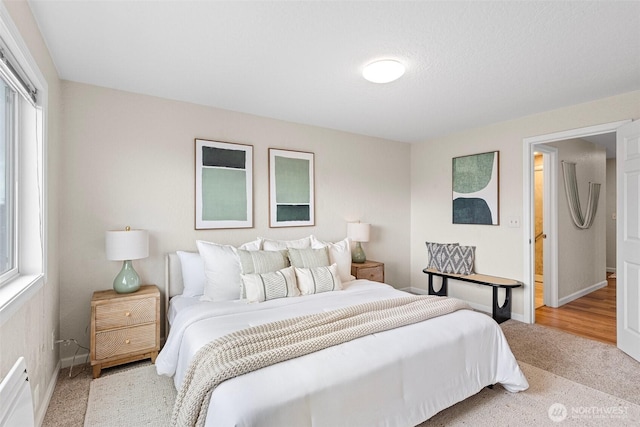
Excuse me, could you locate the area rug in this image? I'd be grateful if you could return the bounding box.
[84,365,175,426]
[500,320,640,406]
[84,361,639,426]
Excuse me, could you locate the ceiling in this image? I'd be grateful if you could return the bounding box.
[582,133,617,159]
[28,1,640,143]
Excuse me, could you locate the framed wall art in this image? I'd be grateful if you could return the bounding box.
[269,149,315,227]
[195,139,253,229]
[452,151,499,225]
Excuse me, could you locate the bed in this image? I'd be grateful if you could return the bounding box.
[156,250,528,426]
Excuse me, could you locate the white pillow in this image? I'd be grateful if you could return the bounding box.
[288,247,330,268]
[261,236,311,251]
[176,251,206,297]
[295,263,342,295]
[310,236,354,282]
[196,240,242,301]
[239,238,262,251]
[241,266,300,303]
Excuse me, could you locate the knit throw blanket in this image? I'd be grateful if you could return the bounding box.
[171,295,470,426]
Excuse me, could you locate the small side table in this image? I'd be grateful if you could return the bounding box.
[90,285,160,378]
[351,260,385,283]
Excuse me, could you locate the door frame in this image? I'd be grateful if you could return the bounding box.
[522,120,630,324]
[534,145,558,308]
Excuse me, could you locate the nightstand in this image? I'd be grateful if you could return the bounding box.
[90,285,160,378]
[351,260,385,283]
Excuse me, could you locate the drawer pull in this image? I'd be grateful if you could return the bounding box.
[125,311,131,317]
[125,339,130,344]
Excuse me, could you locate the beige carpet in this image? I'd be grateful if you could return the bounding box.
[500,320,640,406]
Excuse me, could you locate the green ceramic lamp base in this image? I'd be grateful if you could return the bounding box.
[113,260,141,294]
[352,242,367,264]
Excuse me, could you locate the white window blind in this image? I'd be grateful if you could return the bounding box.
[0,36,36,105]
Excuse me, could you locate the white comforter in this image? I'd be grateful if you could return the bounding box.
[156,280,528,427]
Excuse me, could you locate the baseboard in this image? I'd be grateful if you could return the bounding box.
[606,267,616,273]
[60,350,90,369]
[399,287,525,322]
[558,280,608,306]
[36,360,61,427]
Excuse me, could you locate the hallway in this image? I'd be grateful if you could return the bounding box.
[535,275,616,345]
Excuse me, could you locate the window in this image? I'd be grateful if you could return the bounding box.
[0,11,44,295]
[0,77,16,282]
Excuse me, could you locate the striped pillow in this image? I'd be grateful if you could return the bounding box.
[295,264,342,295]
[236,249,290,274]
[241,266,300,303]
[236,249,290,298]
[288,247,330,268]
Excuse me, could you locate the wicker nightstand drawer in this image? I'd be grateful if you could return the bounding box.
[90,285,160,378]
[95,297,156,331]
[95,323,157,360]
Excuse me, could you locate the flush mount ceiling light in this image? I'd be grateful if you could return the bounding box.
[362,59,405,83]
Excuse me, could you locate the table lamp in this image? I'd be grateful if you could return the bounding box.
[347,222,370,263]
[105,226,149,293]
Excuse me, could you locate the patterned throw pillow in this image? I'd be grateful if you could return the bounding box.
[434,245,475,275]
[425,242,458,270]
[241,266,300,303]
[295,264,342,295]
[236,249,290,274]
[288,247,330,268]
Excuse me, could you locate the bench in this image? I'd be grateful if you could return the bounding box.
[422,268,523,324]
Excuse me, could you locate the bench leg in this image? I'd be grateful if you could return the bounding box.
[428,275,448,297]
[492,287,512,324]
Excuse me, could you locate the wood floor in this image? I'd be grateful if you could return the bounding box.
[535,274,616,345]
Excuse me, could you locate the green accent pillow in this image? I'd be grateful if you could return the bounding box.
[288,247,330,268]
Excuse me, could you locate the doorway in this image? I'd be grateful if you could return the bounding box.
[534,152,544,309]
[532,147,558,309]
[532,134,618,344]
[528,134,615,344]
[523,120,629,325]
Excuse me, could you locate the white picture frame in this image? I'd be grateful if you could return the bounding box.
[195,139,253,229]
[269,149,315,228]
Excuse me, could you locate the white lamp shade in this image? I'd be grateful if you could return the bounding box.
[347,222,370,243]
[105,229,149,261]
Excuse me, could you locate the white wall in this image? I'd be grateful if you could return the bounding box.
[59,81,412,359]
[0,0,61,422]
[547,138,606,301]
[410,91,640,318]
[606,158,617,272]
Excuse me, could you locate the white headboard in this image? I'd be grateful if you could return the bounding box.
[164,252,185,334]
